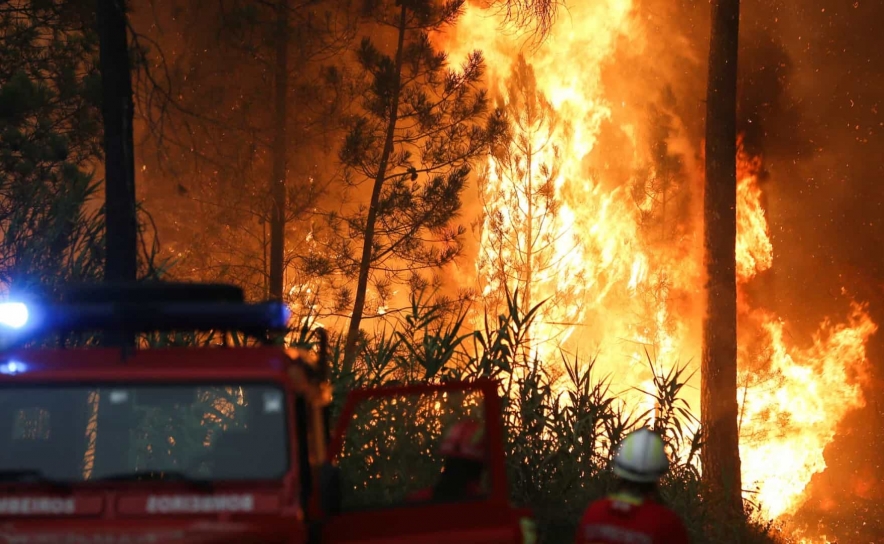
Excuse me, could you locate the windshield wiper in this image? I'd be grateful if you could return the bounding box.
[0,469,70,489]
[97,470,213,490]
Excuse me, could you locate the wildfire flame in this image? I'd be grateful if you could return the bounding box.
[438,0,877,532]
[735,146,773,283]
[734,144,877,520]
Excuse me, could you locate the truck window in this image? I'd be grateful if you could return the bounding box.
[335,389,488,511]
[0,383,289,482]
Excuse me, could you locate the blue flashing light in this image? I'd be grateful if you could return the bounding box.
[0,302,29,329]
[0,360,27,375]
[0,293,291,343]
[274,303,293,330]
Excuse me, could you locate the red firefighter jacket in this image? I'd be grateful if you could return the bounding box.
[575,492,690,544]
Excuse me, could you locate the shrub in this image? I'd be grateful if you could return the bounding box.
[327,289,785,543]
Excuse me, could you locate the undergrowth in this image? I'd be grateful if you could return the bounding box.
[321,289,788,543]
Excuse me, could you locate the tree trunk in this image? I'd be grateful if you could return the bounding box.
[268,0,289,301]
[341,4,408,376]
[701,0,743,516]
[97,0,137,285]
[95,0,136,476]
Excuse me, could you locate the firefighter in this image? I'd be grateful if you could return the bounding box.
[408,419,488,502]
[575,428,690,544]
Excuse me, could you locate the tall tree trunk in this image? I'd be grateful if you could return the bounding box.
[94,0,136,477]
[97,0,137,285]
[269,0,289,301]
[341,4,408,376]
[701,0,743,516]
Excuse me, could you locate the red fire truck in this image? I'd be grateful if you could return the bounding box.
[0,282,536,543]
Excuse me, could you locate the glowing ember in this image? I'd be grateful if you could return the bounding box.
[437,0,876,531]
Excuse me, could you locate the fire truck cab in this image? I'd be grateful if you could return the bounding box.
[0,282,535,544]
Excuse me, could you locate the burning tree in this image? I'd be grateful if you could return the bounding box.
[702,0,743,516]
[335,0,505,374]
[622,103,696,356]
[477,54,584,359]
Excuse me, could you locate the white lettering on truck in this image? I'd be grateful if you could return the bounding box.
[0,497,76,515]
[145,494,254,514]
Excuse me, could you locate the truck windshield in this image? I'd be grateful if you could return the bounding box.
[0,383,288,482]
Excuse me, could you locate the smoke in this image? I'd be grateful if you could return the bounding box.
[129,0,884,535]
[726,0,884,537]
[738,35,809,159]
[738,0,884,290]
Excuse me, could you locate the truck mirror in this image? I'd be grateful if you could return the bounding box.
[319,462,342,515]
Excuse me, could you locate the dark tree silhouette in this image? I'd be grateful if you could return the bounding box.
[336,0,505,374]
[702,0,743,516]
[97,0,137,284]
[0,1,106,294]
[268,0,290,302]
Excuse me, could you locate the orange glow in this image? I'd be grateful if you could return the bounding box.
[438,0,876,534]
[735,139,773,282]
[738,302,875,518]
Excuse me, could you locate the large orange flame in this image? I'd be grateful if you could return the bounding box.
[437,0,876,532]
[734,143,877,520]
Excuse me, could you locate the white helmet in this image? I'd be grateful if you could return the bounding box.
[612,428,669,483]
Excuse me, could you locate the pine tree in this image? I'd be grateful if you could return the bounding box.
[0,1,106,295]
[335,0,505,374]
[477,54,583,358]
[625,102,693,354]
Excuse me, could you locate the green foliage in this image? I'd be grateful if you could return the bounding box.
[311,0,505,325]
[0,1,105,294]
[0,2,171,330]
[129,386,247,474]
[331,290,785,543]
[335,387,484,510]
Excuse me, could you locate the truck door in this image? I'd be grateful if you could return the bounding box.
[318,379,535,544]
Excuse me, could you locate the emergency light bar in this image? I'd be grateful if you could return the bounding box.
[0,282,291,337]
[60,281,246,305]
[0,302,29,329]
[7,301,291,334]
